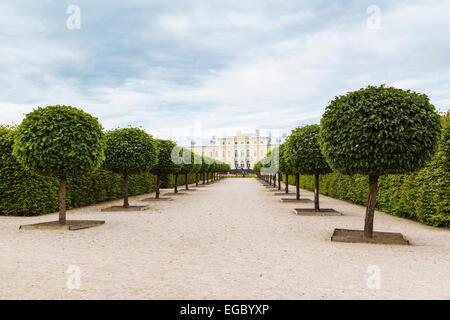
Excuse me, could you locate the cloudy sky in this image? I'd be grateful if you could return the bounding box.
[1,0,449,145]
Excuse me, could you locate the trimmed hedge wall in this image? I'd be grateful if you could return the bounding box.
[0,126,196,217]
[282,115,449,227]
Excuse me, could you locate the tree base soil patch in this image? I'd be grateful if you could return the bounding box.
[331,228,409,245]
[292,208,342,216]
[274,192,295,195]
[101,206,150,212]
[141,197,173,201]
[20,220,105,231]
[279,198,313,203]
[162,192,188,196]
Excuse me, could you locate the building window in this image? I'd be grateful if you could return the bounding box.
[260,150,264,156]
[254,151,257,157]
[241,150,244,157]
[228,151,231,157]
[222,151,225,157]
[235,150,238,157]
[209,151,212,156]
[246,150,250,157]
[215,151,218,157]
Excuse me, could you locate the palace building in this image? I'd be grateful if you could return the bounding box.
[190,131,284,170]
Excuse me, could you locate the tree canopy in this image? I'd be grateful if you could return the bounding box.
[13,105,105,178]
[103,127,158,175]
[179,148,200,174]
[278,143,292,175]
[284,125,332,175]
[320,85,442,176]
[151,139,178,176]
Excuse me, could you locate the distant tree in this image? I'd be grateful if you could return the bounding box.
[151,139,177,198]
[200,156,211,184]
[194,153,203,186]
[320,85,442,238]
[284,131,306,200]
[278,143,293,194]
[13,105,105,224]
[178,148,200,190]
[103,128,158,207]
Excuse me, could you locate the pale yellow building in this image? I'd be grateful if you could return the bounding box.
[190,132,280,170]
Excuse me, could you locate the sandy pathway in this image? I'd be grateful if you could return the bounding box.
[0,178,449,299]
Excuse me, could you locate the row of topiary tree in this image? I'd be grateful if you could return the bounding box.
[12,105,230,225]
[255,85,443,240]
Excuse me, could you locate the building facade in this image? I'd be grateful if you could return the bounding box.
[190,133,280,170]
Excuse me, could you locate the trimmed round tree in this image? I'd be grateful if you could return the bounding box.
[320,85,442,238]
[103,128,158,208]
[13,105,105,224]
[253,161,262,180]
[170,146,186,193]
[278,143,293,194]
[151,139,177,198]
[200,156,212,184]
[178,148,200,190]
[285,125,332,211]
[194,153,203,186]
[207,160,217,183]
[270,147,281,188]
[263,149,279,187]
[284,130,306,200]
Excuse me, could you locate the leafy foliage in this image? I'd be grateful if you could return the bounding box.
[253,161,261,172]
[103,128,158,175]
[320,85,442,175]
[12,105,105,178]
[284,125,331,175]
[278,143,292,175]
[0,127,198,216]
[151,139,179,175]
[179,148,200,174]
[200,156,212,173]
[0,126,59,215]
[283,114,449,227]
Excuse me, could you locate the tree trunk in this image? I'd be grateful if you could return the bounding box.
[269,175,272,185]
[123,173,129,208]
[285,174,289,194]
[58,177,67,225]
[314,174,320,212]
[196,173,198,186]
[185,173,189,190]
[364,175,379,238]
[202,172,205,184]
[273,174,276,187]
[296,174,300,200]
[174,174,178,193]
[156,174,160,199]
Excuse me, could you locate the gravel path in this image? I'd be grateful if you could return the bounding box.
[0,178,449,299]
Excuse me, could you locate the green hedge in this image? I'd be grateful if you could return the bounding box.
[0,126,196,216]
[282,115,449,227]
